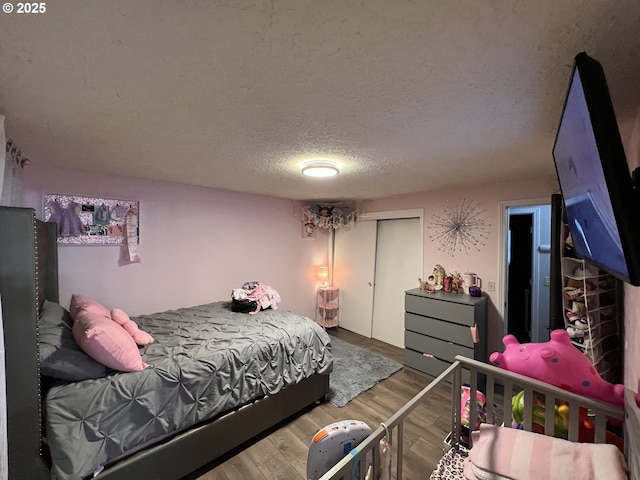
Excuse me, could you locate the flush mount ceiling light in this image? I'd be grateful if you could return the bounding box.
[301,159,340,177]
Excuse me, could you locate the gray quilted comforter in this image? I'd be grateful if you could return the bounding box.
[45,302,333,479]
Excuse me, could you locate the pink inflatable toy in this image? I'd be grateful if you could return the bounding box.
[489,329,624,409]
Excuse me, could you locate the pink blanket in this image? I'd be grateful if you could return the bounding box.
[464,424,628,480]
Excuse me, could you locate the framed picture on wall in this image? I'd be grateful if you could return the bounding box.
[43,193,139,246]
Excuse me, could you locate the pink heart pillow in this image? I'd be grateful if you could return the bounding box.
[111,308,154,346]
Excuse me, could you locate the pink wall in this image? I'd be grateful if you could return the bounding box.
[23,162,640,394]
[23,166,330,320]
[364,176,558,357]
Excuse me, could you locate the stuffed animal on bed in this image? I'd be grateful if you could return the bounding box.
[489,329,624,408]
[111,308,154,346]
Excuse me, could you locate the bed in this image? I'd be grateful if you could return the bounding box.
[320,355,638,480]
[0,206,333,480]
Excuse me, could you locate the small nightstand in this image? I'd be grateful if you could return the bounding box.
[317,286,339,328]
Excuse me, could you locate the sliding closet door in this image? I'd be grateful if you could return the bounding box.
[334,212,422,345]
[333,220,377,337]
[371,218,421,348]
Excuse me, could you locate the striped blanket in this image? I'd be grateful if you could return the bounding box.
[464,424,628,480]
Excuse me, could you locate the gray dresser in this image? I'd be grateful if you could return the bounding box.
[404,288,487,381]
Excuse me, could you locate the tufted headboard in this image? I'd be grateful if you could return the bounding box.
[0,206,58,479]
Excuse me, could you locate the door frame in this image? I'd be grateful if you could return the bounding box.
[498,198,551,340]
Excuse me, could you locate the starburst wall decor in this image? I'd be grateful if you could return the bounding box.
[429,198,490,256]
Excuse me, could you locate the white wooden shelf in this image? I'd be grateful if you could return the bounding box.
[317,287,339,328]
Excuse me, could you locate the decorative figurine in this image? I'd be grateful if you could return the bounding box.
[451,271,463,293]
[426,275,436,293]
[432,264,446,290]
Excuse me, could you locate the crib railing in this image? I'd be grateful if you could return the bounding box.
[318,355,625,480]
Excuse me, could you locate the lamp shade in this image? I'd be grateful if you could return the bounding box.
[318,266,329,286]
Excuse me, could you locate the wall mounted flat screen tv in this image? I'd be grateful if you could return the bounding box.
[552,52,640,286]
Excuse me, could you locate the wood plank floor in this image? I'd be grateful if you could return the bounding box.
[191,328,454,480]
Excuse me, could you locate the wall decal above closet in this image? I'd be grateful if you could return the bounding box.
[43,193,139,246]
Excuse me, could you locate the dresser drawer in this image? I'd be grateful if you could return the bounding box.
[403,349,470,383]
[404,349,451,378]
[405,331,474,363]
[405,313,474,347]
[405,294,475,326]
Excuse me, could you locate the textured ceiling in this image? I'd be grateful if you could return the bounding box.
[1,1,640,201]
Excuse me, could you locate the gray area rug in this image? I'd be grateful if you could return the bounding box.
[328,335,403,407]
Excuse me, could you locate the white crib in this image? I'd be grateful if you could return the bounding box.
[319,355,629,480]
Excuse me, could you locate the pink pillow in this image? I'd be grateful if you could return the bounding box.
[69,293,111,319]
[72,310,148,372]
[111,308,154,346]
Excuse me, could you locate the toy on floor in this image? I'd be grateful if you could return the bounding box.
[307,420,372,480]
[489,329,624,408]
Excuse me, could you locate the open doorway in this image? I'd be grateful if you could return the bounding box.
[501,201,552,343]
[507,213,533,342]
